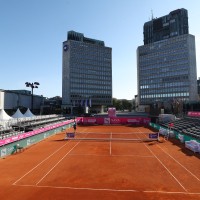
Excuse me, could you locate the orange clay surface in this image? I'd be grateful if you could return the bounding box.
[0,125,200,200]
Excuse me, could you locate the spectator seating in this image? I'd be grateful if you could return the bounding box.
[160,117,200,139]
[0,115,67,140]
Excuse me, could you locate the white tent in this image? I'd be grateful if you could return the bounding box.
[11,108,24,118]
[23,108,35,117]
[0,109,12,120]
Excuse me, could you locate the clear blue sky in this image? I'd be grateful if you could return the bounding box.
[0,0,200,100]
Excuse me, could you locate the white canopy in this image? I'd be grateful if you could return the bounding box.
[0,109,12,120]
[11,108,24,118]
[23,108,35,117]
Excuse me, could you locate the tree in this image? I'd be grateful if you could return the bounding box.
[112,98,133,111]
[121,99,132,111]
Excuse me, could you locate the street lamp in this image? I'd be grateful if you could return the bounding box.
[25,82,40,112]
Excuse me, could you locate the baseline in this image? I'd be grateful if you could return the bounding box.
[13,183,200,195]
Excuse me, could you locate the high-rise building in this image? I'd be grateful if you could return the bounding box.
[62,31,112,113]
[197,78,200,98]
[144,9,189,45]
[137,8,198,107]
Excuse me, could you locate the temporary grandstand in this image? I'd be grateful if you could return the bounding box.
[152,112,200,154]
[0,108,73,146]
[159,113,200,140]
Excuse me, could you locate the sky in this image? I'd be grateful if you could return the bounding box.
[0,0,200,100]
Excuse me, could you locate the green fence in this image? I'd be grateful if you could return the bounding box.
[0,123,73,158]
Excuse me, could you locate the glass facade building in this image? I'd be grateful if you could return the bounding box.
[144,8,188,45]
[137,9,198,106]
[62,31,112,109]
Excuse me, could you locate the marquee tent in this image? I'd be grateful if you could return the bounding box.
[0,109,12,120]
[11,108,24,118]
[23,108,35,117]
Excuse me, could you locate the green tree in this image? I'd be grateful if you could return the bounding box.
[112,98,133,111]
[121,99,132,111]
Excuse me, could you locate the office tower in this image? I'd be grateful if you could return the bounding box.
[197,78,200,97]
[144,8,189,45]
[62,31,112,113]
[137,9,198,107]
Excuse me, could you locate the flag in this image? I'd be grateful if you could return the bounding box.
[85,99,88,107]
[89,98,92,107]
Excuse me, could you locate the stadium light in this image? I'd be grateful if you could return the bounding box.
[25,82,40,112]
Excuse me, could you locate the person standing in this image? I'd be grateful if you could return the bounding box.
[73,121,77,133]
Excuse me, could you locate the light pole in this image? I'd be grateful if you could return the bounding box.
[25,82,40,112]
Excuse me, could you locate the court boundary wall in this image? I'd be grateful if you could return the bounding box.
[0,120,74,158]
[77,116,150,125]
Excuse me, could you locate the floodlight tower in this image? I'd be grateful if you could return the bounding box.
[25,82,40,112]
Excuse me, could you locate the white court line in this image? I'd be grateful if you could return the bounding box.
[135,128,187,192]
[110,154,154,158]
[13,141,72,185]
[12,126,200,195]
[13,130,88,186]
[13,184,200,195]
[143,190,200,195]
[68,154,154,158]
[36,141,81,186]
[138,129,200,182]
[156,142,200,182]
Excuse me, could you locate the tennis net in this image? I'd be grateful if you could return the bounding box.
[65,132,159,142]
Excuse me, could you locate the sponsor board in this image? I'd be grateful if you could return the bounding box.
[80,117,151,125]
[127,119,140,123]
[66,133,75,138]
[108,107,116,117]
[1,148,7,157]
[110,118,121,124]
[188,111,200,117]
[149,133,158,139]
[27,139,31,146]
[104,118,110,124]
[0,120,74,147]
[88,118,96,123]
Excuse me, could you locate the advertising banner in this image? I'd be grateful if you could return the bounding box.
[0,120,73,147]
[66,133,75,138]
[104,118,111,124]
[108,107,116,117]
[96,118,104,125]
[188,111,200,117]
[149,133,158,139]
[82,117,96,124]
[79,117,150,125]
[110,117,120,124]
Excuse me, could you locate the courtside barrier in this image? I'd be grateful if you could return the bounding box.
[77,117,150,125]
[149,122,200,143]
[0,120,74,158]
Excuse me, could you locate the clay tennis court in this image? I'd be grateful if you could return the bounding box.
[0,125,200,200]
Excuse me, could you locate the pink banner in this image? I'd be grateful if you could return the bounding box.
[0,120,74,147]
[78,117,150,125]
[188,111,200,117]
[108,108,116,117]
[96,118,104,125]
